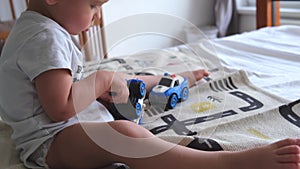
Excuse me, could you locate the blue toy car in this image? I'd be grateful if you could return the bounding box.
[108,79,146,124]
[149,73,189,110]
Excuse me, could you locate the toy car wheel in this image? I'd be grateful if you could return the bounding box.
[167,94,178,109]
[135,102,142,116]
[130,81,146,99]
[181,87,189,101]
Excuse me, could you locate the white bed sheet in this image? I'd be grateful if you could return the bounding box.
[140,25,299,101]
[210,25,300,101]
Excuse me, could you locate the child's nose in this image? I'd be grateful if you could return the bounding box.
[94,8,101,20]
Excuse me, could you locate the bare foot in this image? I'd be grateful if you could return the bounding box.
[223,138,300,169]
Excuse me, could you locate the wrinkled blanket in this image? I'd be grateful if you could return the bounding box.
[141,70,300,151]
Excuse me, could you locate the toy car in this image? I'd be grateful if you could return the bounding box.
[149,73,189,110]
[107,79,146,124]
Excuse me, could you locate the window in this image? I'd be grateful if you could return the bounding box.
[236,0,300,25]
[246,0,300,8]
[174,80,179,87]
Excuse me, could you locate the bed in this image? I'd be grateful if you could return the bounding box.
[1,1,300,169]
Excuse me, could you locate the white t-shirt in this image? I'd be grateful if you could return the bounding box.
[0,11,113,168]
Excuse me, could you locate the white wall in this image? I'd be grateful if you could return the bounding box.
[0,0,217,58]
[102,0,216,57]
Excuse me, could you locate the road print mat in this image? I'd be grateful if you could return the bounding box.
[141,70,300,151]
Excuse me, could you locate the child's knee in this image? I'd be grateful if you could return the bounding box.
[109,120,153,138]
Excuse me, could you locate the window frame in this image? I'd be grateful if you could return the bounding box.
[236,0,300,19]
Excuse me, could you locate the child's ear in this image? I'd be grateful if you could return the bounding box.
[44,0,59,5]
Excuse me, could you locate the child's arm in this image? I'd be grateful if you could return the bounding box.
[34,69,208,122]
[34,69,131,122]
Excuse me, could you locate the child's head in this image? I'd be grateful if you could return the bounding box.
[29,0,108,35]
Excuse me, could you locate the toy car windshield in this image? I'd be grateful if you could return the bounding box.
[158,78,172,87]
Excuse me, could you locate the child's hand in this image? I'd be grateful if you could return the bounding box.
[178,69,210,87]
[98,71,132,104]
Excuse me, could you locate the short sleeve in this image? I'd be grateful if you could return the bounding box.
[17,28,73,81]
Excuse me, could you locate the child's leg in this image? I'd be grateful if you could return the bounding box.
[46,120,300,169]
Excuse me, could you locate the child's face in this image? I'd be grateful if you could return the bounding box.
[49,0,108,35]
